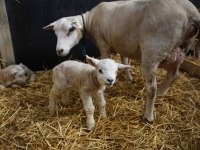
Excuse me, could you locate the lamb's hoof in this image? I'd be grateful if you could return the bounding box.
[87,126,95,131]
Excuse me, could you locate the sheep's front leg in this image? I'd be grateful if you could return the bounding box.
[61,90,70,107]
[120,55,132,83]
[157,65,179,96]
[95,91,107,119]
[142,61,158,122]
[81,92,95,130]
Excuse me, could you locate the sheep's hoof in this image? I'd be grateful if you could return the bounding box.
[49,109,55,115]
[125,79,132,84]
[142,115,154,123]
[61,101,69,107]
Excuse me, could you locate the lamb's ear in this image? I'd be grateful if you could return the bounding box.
[43,22,55,30]
[72,19,82,29]
[10,68,18,75]
[86,55,99,68]
[117,64,131,71]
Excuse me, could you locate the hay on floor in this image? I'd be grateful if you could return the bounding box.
[0,54,200,149]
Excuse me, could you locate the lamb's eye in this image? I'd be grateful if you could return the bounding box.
[99,69,103,74]
[18,75,22,77]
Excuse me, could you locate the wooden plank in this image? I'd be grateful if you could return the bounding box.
[190,39,199,51]
[180,59,200,78]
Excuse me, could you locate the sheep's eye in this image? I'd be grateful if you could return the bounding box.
[99,69,103,74]
[69,27,74,32]
[18,75,22,77]
[68,27,74,36]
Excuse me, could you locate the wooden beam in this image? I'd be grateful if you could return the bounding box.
[180,59,200,78]
[190,39,199,51]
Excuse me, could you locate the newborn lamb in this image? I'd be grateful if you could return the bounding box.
[0,63,35,89]
[49,55,131,130]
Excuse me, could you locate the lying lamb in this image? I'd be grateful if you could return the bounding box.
[49,55,131,130]
[0,63,35,89]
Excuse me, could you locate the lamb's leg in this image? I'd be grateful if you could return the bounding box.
[81,92,95,130]
[0,84,6,89]
[21,64,35,81]
[11,84,19,88]
[157,66,179,96]
[49,84,64,114]
[142,60,158,122]
[61,90,70,107]
[95,91,107,118]
[120,55,132,83]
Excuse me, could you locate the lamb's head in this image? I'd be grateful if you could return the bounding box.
[86,55,131,87]
[11,64,26,84]
[43,17,82,56]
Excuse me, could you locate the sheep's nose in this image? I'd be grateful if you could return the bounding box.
[57,49,63,55]
[107,79,113,84]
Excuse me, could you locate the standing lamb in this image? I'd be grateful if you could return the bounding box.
[49,55,131,130]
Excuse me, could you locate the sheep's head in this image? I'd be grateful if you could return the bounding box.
[11,64,26,85]
[43,17,82,56]
[86,55,131,87]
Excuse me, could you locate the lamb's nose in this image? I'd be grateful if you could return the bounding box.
[107,79,113,84]
[57,49,63,55]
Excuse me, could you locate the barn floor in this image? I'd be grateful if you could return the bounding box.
[0,54,200,149]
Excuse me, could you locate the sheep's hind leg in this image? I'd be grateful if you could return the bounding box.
[61,90,70,107]
[157,66,179,96]
[121,55,132,83]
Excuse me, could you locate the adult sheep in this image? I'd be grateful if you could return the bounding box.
[43,0,200,122]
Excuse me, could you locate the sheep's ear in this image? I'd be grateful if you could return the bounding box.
[86,55,99,67]
[43,22,55,30]
[72,19,82,29]
[11,68,18,75]
[20,63,23,66]
[117,64,131,71]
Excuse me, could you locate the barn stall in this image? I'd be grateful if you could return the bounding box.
[0,0,200,149]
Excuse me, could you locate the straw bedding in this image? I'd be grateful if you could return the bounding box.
[0,54,200,149]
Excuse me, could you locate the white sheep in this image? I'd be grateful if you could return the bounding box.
[49,55,131,130]
[0,63,35,89]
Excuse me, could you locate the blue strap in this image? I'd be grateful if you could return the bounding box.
[82,46,86,57]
